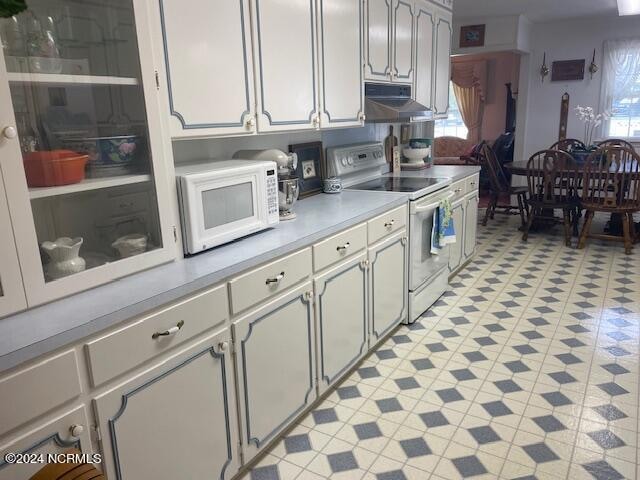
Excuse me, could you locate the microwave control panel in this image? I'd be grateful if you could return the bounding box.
[266,169,279,220]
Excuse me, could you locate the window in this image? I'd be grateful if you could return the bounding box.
[600,39,640,140]
[434,82,468,139]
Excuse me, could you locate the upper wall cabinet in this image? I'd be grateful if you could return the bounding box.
[433,7,452,117]
[252,0,319,133]
[364,0,392,82]
[414,1,435,110]
[318,0,365,128]
[365,0,415,84]
[151,0,256,138]
[393,0,415,83]
[0,0,175,308]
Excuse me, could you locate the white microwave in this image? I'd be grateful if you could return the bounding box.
[176,160,279,255]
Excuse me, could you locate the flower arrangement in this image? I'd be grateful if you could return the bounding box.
[574,105,610,148]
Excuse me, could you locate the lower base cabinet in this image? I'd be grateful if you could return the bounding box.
[315,253,368,394]
[448,197,464,273]
[448,188,479,276]
[233,283,316,462]
[464,190,479,259]
[0,406,92,480]
[369,230,408,342]
[93,329,238,480]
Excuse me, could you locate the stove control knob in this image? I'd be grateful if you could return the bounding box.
[347,156,354,165]
[341,157,348,166]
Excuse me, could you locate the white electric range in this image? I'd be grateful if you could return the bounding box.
[326,142,454,323]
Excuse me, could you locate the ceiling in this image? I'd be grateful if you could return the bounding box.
[453,0,619,23]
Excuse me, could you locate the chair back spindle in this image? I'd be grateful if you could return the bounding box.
[583,146,640,209]
[549,138,586,152]
[526,150,577,204]
[479,143,508,194]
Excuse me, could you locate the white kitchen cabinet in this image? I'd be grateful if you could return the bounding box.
[0,166,26,317]
[318,0,365,128]
[433,8,452,117]
[448,197,464,274]
[151,0,256,138]
[414,1,435,110]
[233,282,316,462]
[365,0,392,82]
[369,230,408,342]
[464,190,479,260]
[252,0,319,132]
[94,329,239,480]
[0,406,93,480]
[365,0,415,84]
[393,0,415,83]
[315,253,368,393]
[0,0,175,308]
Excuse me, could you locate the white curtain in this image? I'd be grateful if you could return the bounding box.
[599,38,640,138]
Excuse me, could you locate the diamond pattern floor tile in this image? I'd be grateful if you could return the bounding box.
[241,214,640,480]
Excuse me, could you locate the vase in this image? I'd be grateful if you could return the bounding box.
[41,237,86,280]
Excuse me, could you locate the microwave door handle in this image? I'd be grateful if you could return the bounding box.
[414,192,454,213]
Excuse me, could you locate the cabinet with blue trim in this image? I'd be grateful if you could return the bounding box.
[433,5,452,117]
[369,229,408,343]
[93,329,239,480]
[314,253,368,394]
[150,0,256,138]
[0,406,92,480]
[232,282,316,463]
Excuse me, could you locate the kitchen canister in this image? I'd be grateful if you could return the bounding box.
[322,177,342,194]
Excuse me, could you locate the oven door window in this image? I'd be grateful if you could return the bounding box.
[201,182,254,229]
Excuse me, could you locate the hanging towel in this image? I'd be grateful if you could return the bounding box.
[430,197,456,254]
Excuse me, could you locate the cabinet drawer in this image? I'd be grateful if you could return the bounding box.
[465,173,480,193]
[85,284,228,387]
[0,350,82,435]
[229,248,312,315]
[313,223,367,272]
[368,204,408,245]
[451,179,466,202]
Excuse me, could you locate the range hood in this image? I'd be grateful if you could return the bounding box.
[364,83,433,123]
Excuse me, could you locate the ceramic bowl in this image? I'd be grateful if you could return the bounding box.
[112,234,148,258]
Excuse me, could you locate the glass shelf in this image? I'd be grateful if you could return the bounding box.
[28,173,151,199]
[7,72,139,86]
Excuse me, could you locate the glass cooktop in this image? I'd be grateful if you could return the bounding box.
[348,176,448,193]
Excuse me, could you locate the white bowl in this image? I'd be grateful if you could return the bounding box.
[403,147,430,163]
[112,234,148,258]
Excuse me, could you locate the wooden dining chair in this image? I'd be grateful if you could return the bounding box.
[478,142,528,227]
[29,449,104,480]
[549,138,586,152]
[578,146,640,254]
[597,139,636,150]
[522,150,579,245]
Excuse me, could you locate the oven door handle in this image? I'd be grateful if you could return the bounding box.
[413,191,454,213]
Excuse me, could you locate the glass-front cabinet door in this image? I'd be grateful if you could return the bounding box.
[0,0,174,308]
[0,167,27,317]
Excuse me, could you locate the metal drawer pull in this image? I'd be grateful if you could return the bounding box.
[384,219,395,228]
[454,188,462,193]
[152,320,185,339]
[336,242,350,251]
[265,272,285,285]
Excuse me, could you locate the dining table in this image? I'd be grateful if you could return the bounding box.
[504,160,637,236]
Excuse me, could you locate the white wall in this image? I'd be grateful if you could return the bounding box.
[518,15,640,159]
[171,123,426,164]
[452,15,531,56]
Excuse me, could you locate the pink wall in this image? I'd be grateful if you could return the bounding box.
[453,51,521,142]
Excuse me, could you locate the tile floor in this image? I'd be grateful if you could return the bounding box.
[243,214,640,480]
